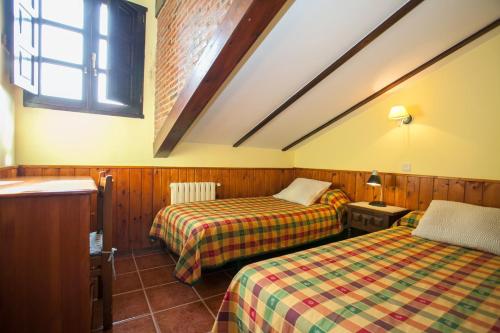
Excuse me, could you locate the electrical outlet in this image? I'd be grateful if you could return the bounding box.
[402,163,412,172]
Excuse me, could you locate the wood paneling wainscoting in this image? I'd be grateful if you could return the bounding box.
[2,165,499,251]
[16,166,295,251]
[295,168,500,211]
[0,166,17,178]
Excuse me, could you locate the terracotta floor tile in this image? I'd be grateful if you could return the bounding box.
[140,265,176,288]
[104,316,156,333]
[113,290,149,322]
[115,257,136,275]
[155,301,214,333]
[133,247,162,257]
[146,282,198,312]
[204,294,224,317]
[116,251,133,258]
[194,271,233,298]
[135,253,174,270]
[113,272,142,295]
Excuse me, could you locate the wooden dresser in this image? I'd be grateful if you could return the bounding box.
[0,177,96,333]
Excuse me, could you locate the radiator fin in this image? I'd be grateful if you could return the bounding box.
[170,182,217,204]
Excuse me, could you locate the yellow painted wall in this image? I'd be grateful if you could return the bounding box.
[9,1,499,175]
[0,4,16,167]
[294,28,500,180]
[13,0,294,168]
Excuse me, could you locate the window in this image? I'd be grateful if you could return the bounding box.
[9,0,147,118]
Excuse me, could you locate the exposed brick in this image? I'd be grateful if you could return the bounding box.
[155,0,233,136]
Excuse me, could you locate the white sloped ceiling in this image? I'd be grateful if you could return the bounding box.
[182,0,500,150]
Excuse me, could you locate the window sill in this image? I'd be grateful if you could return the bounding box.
[23,99,144,119]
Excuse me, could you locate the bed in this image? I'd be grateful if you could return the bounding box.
[212,225,500,332]
[149,190,349,285]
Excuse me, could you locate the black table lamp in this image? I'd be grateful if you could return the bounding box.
[367,170,386,207]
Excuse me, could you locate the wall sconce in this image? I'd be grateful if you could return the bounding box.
[366,170,386,207]
[388,105,412,125]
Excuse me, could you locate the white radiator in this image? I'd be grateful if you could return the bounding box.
[170,182,219,204]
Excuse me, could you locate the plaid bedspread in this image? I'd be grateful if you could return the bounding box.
[150,196,344,284]
[213,227,500,333]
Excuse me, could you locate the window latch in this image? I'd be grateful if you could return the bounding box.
[91,52,97,77]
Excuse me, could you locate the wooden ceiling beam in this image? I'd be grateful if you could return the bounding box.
[232,0,424,147]
[282,19,500,151]
[154,0,287,157]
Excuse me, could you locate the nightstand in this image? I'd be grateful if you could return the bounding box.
[346,202,410,237]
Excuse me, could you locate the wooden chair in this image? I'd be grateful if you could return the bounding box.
[90,173,114,330]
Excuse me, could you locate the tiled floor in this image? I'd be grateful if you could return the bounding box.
[92,248,235,333]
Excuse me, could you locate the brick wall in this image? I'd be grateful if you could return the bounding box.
[155,0,234,135]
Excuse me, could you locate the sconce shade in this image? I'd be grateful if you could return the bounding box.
[388,106,409,119]
[367,170,382,187]
[389,105,412,124]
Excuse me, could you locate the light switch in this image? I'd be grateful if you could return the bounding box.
[402,163,411,172]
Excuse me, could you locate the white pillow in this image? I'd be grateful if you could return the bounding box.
[274,178,331,206]
[412,200,500,255]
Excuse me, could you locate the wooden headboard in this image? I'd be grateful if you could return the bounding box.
[295,168,500,211]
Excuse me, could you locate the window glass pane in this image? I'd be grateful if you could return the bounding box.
[98,74,123,105]
[99,39,107,69]
[41,63,83,100]
[41,25,83,64]
[42,0,84,29]
[100,4,108,36]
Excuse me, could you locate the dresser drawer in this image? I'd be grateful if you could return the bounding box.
[350,211,388,232]
[347,203,410,238]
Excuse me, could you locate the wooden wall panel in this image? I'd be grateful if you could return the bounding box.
[405,176,420,210]
[59,167,75,176]
[341,171,356,200]
[141,169,154,249]
[12,165,500,252]
[464,181,483,206]
[115,169,130,251]
[294,168,499,211]
[0,166,18,178]
[433,178,449,200]
[152,169,163,222]
[448,179,465,202]
[483,183,500,208]
[355,172,367,203]
[24,167,42,176]
[16,166,296,251]
[418,177,434,210]
[394,175,407,208]
[129,169,142,249]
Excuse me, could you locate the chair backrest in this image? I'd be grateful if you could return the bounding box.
[97,172,113,252]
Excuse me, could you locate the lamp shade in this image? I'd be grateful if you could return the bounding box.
[388,105,409,120]
[367,170,382,187]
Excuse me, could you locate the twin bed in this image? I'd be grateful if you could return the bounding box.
[150,189,350,284]
[212,225,499,332]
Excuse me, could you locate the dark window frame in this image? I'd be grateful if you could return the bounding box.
[22,0,146,119]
